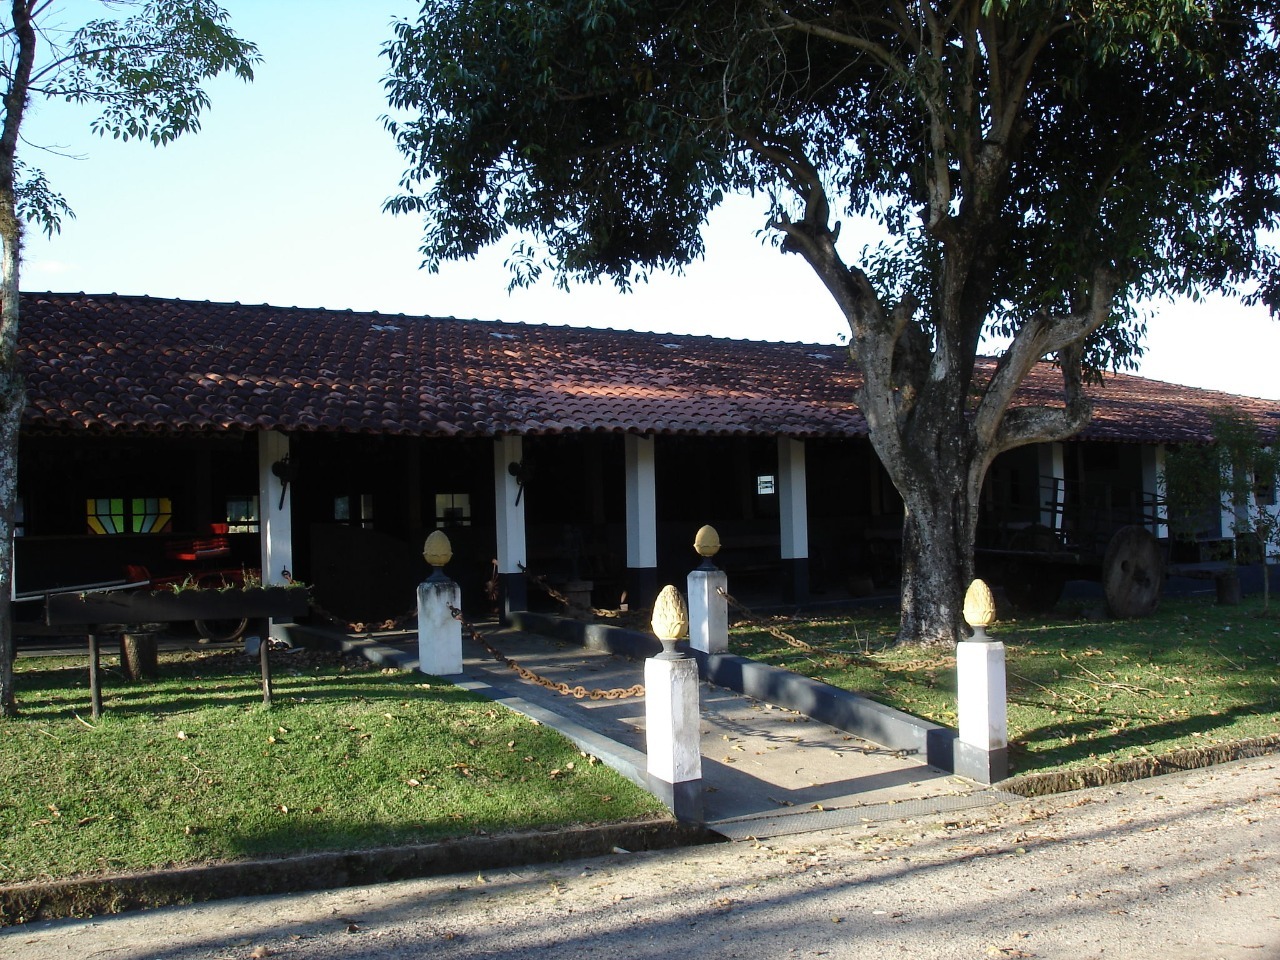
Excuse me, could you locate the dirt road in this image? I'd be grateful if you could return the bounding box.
[5,757,1278,960]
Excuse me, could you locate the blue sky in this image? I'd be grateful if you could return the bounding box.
[16,0,1280,400]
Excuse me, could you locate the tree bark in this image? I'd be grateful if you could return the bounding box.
[897,476,979,646]
[0,1,36,716]
[120,630,159,681]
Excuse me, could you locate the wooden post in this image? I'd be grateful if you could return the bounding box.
[260,634,273,707]
[120,629,158,681]
[88,632,102,720]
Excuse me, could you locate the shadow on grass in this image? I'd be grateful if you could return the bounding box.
[12,651,482,720]
[1008,700,1279,771]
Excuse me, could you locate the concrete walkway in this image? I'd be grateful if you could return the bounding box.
[336,624,1019,839]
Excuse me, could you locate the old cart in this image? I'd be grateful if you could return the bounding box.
[45,584,312,717]
[977,475,1167,617]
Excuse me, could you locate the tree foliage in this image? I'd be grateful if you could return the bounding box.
[383,0,1280,643]
[0,0,257,716]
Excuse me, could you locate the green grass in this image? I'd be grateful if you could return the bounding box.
[0,647,662,885]
[730,595,1280,776]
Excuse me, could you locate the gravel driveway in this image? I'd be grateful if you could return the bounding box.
[6,756,1278,960]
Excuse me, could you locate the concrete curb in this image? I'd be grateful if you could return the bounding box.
[0,818,714,927]
[997,733,1280,797]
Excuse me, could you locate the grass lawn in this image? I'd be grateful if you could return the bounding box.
[730,594,1280,777]
[1,646,663,885]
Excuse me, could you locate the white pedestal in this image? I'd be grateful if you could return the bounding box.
[645,654,703,822]
[955,639,1008,784]
[417,577,463,676]
[687,567,728,655]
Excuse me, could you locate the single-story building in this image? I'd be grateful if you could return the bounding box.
[13,292,1280,625]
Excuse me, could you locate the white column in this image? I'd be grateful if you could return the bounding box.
[1220,464,1238,541]
[955,639,1009,785]
[417,575,463,676]
[1037,442,1066,534]
[258,430,293,586]
[645,654,703,822]
[777,437,809,560]
[1141,444,1168,538]
[625,433,657,568]
[688,566,728,654]
[494,436,526,576]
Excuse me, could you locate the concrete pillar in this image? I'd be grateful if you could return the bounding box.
[1220,464,1239,543]
[1037,442,1066,535]
[417,575,463,676]
[688,565,728,654]
[625,433,658,609]
[258,430,294,585]
[955,638,1009,784]
[258,431,295,644]
[647,585,703,822]
[494,436,527,622]
[777,437,810,603]
[1141,444,1168,539]
[645,655,703,821]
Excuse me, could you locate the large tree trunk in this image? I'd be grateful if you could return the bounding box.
[0,0,36,716]
[889,404,983,646]
[899,489,977,646]
[0,374,19,713]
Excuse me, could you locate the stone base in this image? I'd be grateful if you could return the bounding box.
[780,558,810,604]
[563,580,594,617]
[626,567,658,612]
[648,776,704,824]
[953,740,1008,785]
[497,572,527,625]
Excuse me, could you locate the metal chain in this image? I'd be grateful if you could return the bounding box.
[518,564,616,619]
[449,605,645,701]
[716,586,875,665]
[310,601,417,635]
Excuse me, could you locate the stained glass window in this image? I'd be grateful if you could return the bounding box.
[87,497,172,535]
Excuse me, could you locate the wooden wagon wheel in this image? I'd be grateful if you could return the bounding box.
[1003,524,1066,615]
[195,617,250,643]
[1102,525,1166,618]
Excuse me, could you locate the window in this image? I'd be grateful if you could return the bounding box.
[226,496,259,534]
[87,497,172,535]
[12,498,22,538]
[756,475,776,495]
[335,494,374,528]
[1255,463,1277,507]
[435,492,472,527]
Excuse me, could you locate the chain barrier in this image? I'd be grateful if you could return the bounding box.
[309,601,417,636]
[517,564,614,619]
[716,586,876,666]
[449,604,645,701]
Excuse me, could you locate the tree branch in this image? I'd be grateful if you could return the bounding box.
[971,267,1119,449]
[762,3,910,79]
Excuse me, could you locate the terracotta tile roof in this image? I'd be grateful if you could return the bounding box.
[16,292,1280,443]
